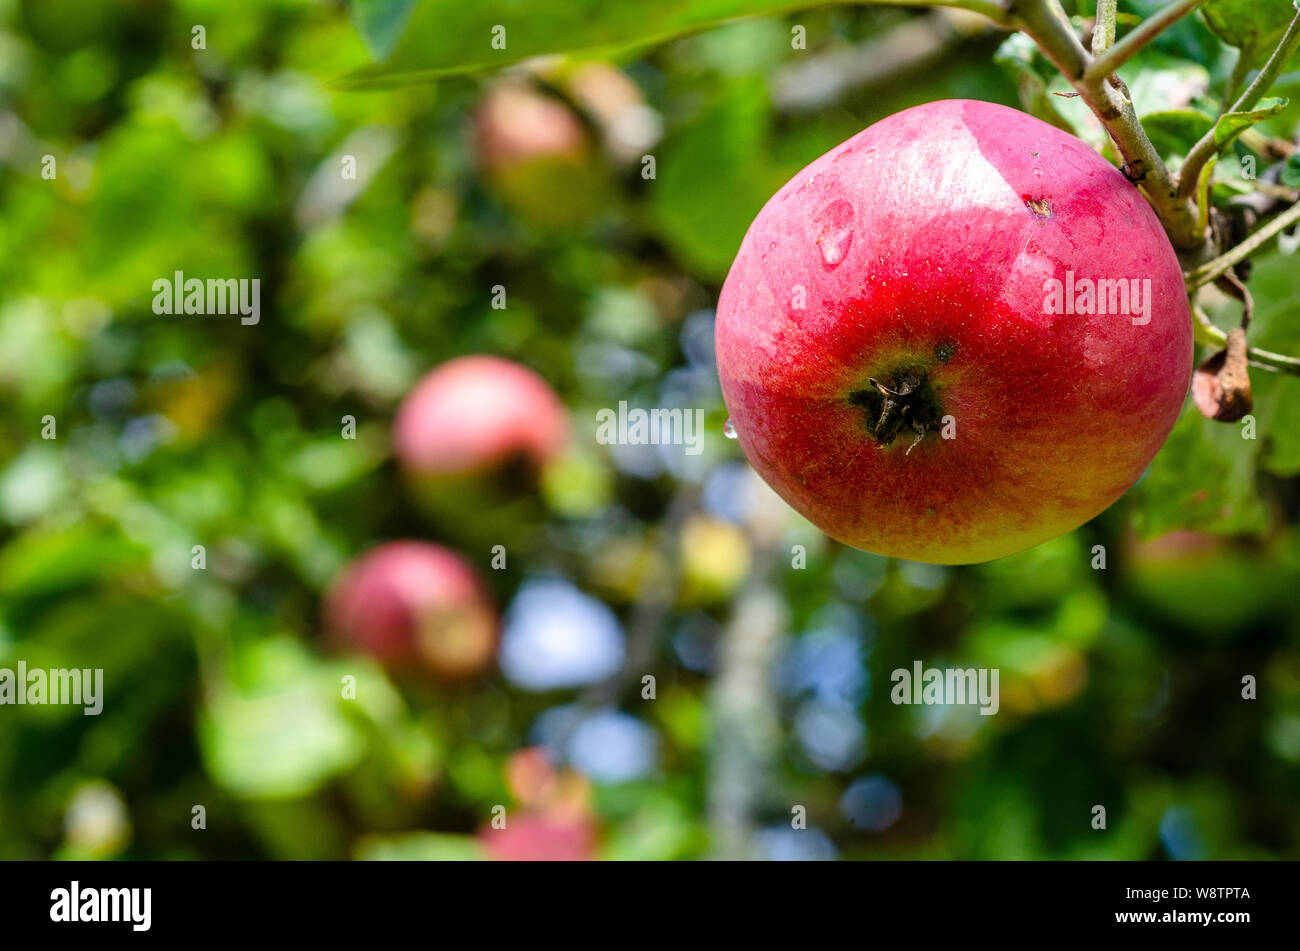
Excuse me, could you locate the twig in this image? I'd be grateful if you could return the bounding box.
[1195,156,1216,238]
[1214,270,1254,330]
[1091,0,1117,57]
[1185,199,1300,288]
[1178,8,1300,200]
[1084,0,1204,83]
[1192,301,1300,374]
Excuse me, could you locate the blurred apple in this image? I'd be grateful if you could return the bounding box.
[505,746,558,807]
[393,355,570,478]
[481,746,597,860]
[392,356,571,551]
[325,541,497,679]
[479,811,595,861]
[472,80,611,231]
[1126,530,1295,634]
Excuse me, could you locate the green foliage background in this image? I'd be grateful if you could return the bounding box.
[0,0,1298,860]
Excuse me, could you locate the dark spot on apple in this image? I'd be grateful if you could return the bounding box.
[1024,195,1053,219]
[935,342,955,363]
[847,362,945,451]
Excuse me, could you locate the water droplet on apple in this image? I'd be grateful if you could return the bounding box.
[723,418,738,439]
[814,198,855,269]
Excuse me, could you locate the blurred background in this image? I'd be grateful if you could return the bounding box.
[1,0,1299,860]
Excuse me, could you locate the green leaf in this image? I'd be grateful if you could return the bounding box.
[1130,407,1268,538]
[1212,97,1289,149]
[1047,53,1211,154]
[1236,251,1300,474]
[199,638,366,800]
[994,32,1078,134]
[350,0,420,59]
[1141,109,1215,158]
[1202,0,1297,67]
[1282,152,1300,186]
[340,0,825,88]
[649,79,790,280]
[354,832,486,860]
[0,525,149,600]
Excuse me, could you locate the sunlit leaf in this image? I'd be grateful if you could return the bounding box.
[1130,408,1268,537]
[199,639,366,800]
[350,0,420,59]
[339,0,840,88]
[1201,0,1296,67]
[1212,97,1289,148]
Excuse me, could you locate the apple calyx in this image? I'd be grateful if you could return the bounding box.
[847,350,950,452]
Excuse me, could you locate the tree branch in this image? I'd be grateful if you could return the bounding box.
[707,474,790,860]
[1091,0,1117,57]
[1084,0,1204,83]
[1178,8,1300,201]
[708,585,785,859]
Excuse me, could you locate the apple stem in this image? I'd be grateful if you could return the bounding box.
[1191,301,1300,376]
[1214,271,1254,331]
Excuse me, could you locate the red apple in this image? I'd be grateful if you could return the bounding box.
[716,99,1192,564]
[392,356,570,478]
[324,541,497,679]
[472,81,609,231]
[479,812,595,862]
[480,748,597,861]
